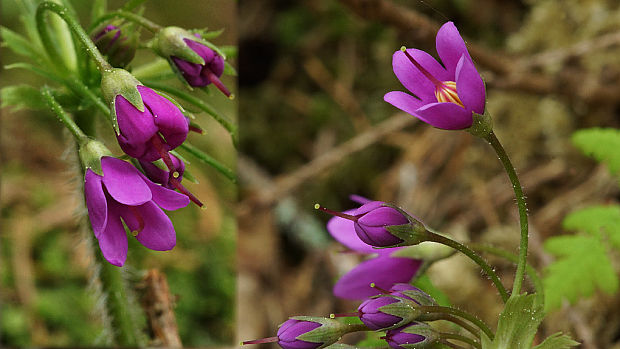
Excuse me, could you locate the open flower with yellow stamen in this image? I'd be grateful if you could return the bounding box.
[384,22,485,130]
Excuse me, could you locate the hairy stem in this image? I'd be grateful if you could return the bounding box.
[440,332,481,349]
[41,87,88,144]
[36,1,112,72]
[425,231,509,303]
[418,305,494,340]
[485,132,529,296]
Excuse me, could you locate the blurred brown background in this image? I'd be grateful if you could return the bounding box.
[237,1,620,348]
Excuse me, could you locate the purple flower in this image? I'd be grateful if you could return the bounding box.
[84,157,189,266]
[115,85,189,163]
[171,37,230,96]
[384,22,485,130]
[326,196,422,299]
[358,297,404,330]
[139,154,204,207]
[354,201,409,247]
[277,319,323,349]
[93,24,136,68]
[384,323,437,349]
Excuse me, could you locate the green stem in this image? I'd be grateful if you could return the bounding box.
[470,243,544,305]
[439,340,468,349]
[344,323,369,333]
[440,332,481,349]
[485,132,529,296]
[145,81,238,146]
[40,87,88,144]
[122,0,149,11]
[36,1,112,72]
[428,313,480,339]
[418,305,494,340]
[91,10,161,33]
[179,143,237,183]
[425,231,509,303]
[74,109,143,347]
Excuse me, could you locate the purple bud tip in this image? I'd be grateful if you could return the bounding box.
[277,319,323,349]
[358,297,403,330]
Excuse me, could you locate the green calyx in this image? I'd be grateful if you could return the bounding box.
[375,296,423,329]
[466,110,493,138]
[291,316,350,349]
[383,205,430,247]
[397,323,439,349]
[100,68,144,133]
[78,139,113,175]
[152,26,205,65]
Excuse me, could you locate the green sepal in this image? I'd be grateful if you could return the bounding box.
[291,316,349,349]
[481,294,544,349]
[532,333,579,349]
[397,322,439,349]
[153,26,205,65]
[374,296,422,329]
[466,109,493,139]
[78,139,113,175]
[190,28,224,40]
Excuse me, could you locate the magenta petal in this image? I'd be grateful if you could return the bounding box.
[327,211,376,254]
[435,22,472,77]
[184,38,215,63]
[333,256,421,299]
[172,56,202,77]
[384,91,426,116]
[137,86,188,150]
[127,201,176,251]
[115,92,158,158]
[101,157,152,205]
[84,170,107,238]
[392,49,449,102]
[138,172,189,210]
[414,102,473,130]
[96,206,128,267]
[349,194,372,205]
[455,55,485,114]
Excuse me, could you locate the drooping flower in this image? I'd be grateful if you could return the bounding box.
[325,196,423,299]
[92,23,137,68]
[383,323,438,349]
[153,27,231,96]
[358,296,418,330]
[84,156,189,266]
[384,22,485,130]
[139,154,204,207]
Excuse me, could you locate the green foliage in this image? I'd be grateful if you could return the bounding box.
[0,26,42,61]
[0,85,47,111]
[481,294,544,349]
[543,234,618,311]
[533,333,580,349]
[572,128,620,176]
[563,205,620,249]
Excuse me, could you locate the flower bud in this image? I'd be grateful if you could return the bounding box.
[278,317,349,349]
[153,27,230,96]
[92,23,137,68]
[360,295,423,330]
[388,284,436,307]
[139,154,185,189]
[384,323,439,349]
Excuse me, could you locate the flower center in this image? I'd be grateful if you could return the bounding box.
[400,47,464,107]
[434,81,464,107]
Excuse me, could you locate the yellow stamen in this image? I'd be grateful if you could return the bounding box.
[435,81,464,107]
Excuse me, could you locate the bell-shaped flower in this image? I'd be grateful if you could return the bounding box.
[325,196,422,299]
[243,317,349,349]
[384,22,485,130]
[84,156,189,266]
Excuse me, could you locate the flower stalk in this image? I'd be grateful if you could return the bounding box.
[92,10,161,33]
[484,132,529,296]
[41,86,88,145]
[439,332,481,349]
[36,1,112,72]
[425,230,509,303]
[417,305,494,341]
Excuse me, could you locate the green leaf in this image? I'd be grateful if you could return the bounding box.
[533,333,579,349]
[1,85,47,111]
[572,128,620,176]
[0,26,40,60]
[543,235,618,311]
[482,294,544,349]
[5,62,64,84]
[563,205,620,248]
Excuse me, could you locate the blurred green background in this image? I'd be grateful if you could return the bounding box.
[1,0,236,346]
[237,0,620,348]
